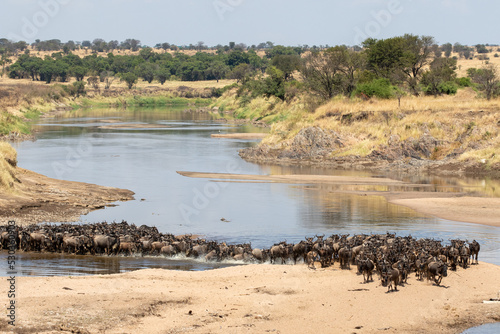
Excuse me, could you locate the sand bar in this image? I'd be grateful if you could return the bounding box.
[390,197,500,227]
[211,133,268,139]
[4,262,499,333]
[177,171,407,186]
[98,123,171,129]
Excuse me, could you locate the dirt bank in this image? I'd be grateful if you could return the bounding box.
[2,262,498,334]
[0,167,134,225]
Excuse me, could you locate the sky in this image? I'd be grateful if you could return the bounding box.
[1,0,499,47]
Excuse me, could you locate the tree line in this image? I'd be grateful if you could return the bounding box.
[2,35,499,100]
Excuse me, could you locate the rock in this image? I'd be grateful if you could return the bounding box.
[240,126,343,161]
[279,127,343,159]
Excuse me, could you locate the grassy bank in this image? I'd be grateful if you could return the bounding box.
[0,141,17,192]
[213,87,500,168]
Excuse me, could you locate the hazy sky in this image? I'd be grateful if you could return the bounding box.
[2,0,498,47]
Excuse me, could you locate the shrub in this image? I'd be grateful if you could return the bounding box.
[456,77,473,87]
[437,81,458,95]
[353,79,395,99]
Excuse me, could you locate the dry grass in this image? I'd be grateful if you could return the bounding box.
[0,141,17,192]
[261,89,500,165]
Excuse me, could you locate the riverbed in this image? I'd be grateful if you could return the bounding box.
[8,106,500,274]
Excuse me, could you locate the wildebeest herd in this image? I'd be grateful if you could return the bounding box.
[1,221,480,290]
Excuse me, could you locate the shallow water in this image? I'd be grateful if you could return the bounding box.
[461,322,500,334]
[0,251,239,276]
[6,106,500,275]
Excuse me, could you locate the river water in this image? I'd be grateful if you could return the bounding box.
[4,106,500,275]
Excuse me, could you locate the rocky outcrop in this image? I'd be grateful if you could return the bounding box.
[240,127,343,161]
[240,126,500,176]
[368,134,442,161]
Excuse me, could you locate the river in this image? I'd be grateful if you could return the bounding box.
[5,106,500,275]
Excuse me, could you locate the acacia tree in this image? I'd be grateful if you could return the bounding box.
[205,60,229,82]
[441,43,452,58]
[271,54,301,81]
[121,72,138,89]
[421,58,458,96]
[301,46,365,100]
[364,34,435,95]
[301,50,342,100]
[468,65,500,100]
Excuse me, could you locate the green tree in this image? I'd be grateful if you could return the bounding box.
[441,43,453,58]
[228,63,252,83]
[271,54,301,81]
[54,60,70,82]
[421,58,458,96]
[475,44,489,54]
[121,72,138,89]
[205,61,229,82]
[302,50,343,100]
[137,63,157,83]
[467,65,500,100]
[262,66,286,101]
[301,46,366,100]
[71,65,87,81]
[364,34,435,95]
[155,67,171,84]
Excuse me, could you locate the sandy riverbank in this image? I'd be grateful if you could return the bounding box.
[390,196,500,228]
[2,262,499,334]
[0,167,134,226]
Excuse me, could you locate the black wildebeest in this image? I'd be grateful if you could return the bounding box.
[427,261,448,286]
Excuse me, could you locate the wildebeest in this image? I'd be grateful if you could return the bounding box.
[119,242,138,256]
[415,258,425,280]
[338,247,352,269]
[160,244,177,257]
[357,259,375,283]
[427,261,448,286]
[460,245,470,269]
[382,268,400,292]
[270,243,288,264]
[469,240,480,265]
[251,248,268,263]
[292,240,311,264]
[63,235,83,254]
[93,235,119,255]
[306,250,319,269]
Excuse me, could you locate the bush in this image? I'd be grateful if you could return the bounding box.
[62,81,86,97]
[456,77,473,87]
[437,81,458,95]
[353,79,395,99]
